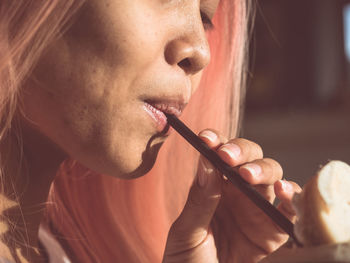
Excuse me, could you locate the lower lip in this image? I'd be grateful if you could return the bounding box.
[143,102,171,134]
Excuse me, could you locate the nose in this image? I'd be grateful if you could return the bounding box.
[164,29,211,75]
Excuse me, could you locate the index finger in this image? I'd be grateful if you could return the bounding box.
[198,129,227,148]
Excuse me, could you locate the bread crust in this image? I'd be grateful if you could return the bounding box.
[294,173,334,246]
[293,161,350,246]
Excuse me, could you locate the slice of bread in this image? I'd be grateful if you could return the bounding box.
[293,160,350,246]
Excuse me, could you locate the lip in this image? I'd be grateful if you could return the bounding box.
[143,99,186,134]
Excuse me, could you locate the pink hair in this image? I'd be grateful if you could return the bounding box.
[46,1,249,262]
[0,1,83,140]
[0,0,249,262]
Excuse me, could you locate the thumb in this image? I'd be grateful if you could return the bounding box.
[163,157,222,260]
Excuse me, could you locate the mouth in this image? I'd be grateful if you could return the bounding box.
[143,99,186,134]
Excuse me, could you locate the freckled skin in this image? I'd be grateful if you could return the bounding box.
[21,0,218,179]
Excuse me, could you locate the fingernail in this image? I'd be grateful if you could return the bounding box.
[218,143,241,160]
[197,158,214,187]
[198,130,217,143]
[241,163,262,179]
[280,180,293,192]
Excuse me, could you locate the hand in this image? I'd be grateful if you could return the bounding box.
[163,129,301,263]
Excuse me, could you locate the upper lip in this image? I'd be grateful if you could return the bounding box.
[144,98,187,117]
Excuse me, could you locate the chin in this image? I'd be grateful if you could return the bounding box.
[124,143,163,179]
[101,137,165,180]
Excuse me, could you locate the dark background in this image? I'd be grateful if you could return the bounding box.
[242,0,350,185]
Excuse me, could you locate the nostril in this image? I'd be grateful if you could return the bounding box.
[178,58,191,71]
[165,38,210,75]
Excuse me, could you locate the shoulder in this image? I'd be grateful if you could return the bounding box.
[39,226,71,263]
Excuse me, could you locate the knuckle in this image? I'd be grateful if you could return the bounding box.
[263,158,283,178]
[227,138,264,156]
[239,138,264,157]
[253,143,264,158]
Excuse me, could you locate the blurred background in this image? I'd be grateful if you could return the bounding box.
[242,0,350,186]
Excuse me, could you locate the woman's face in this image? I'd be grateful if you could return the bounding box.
[22,0,220,178]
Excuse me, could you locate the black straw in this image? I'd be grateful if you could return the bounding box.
[165,113,302,247]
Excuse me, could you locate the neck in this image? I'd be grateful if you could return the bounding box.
[0,119,66,262]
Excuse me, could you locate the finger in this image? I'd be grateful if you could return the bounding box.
[216,138,263,167]
[198,129,227,148]
[167,157,222,247]
[238,158,283,185]
[254,184,276,203]
[275,180,302,218]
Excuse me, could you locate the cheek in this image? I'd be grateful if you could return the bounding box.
[67,0,164,78]
[24,84,154,178]
[58,107,162,179]
[21,2,169,178]
[191,72,204,94]
[23,53,151,179]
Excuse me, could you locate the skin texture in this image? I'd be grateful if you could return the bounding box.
[21,0,218,179]
[2,0,219,261]
[0,0,302,262]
